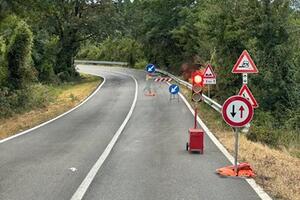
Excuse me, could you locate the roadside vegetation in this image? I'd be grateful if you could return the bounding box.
[0,74,101,139]
[0,1,113,136]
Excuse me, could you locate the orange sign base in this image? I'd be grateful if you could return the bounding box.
[216,162,255,178]
[145,92,156,96]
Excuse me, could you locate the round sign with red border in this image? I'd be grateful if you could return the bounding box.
[222,95,254,127]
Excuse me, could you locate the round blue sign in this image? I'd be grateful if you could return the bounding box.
[169,84,180,94]
[146,64,156,73]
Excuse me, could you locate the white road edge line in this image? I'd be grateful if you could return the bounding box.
[70,71,138,200]
[177,92,272,200]
[0,75,106,144]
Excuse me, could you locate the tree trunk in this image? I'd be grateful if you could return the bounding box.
[55,31,80,81]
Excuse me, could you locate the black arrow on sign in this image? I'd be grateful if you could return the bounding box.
[230,105,236,117]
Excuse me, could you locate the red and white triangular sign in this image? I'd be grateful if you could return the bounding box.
[238,85,259,108]
[232,50,258,73]
[203,64,216,79]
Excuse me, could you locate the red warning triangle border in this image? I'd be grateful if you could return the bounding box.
[203,64,216,79]
[232,50,258,73]
[238,85,259,108]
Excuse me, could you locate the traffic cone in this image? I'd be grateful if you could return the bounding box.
[145,91,155,96]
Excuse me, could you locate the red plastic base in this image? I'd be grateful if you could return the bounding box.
[187,128,204,153]
[216,162,255,178]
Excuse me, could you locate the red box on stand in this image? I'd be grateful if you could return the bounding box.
[186,128,204,153]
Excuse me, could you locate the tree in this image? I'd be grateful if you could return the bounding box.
[12,0,118,81]
[6,19,36,89]
[124,0,196,72]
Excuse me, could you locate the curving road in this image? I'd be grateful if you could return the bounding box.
[0,65,263,200]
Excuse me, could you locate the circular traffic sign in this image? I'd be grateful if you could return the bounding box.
[146,64,155,73]
[169,84,179,94]
[222,95,254,127]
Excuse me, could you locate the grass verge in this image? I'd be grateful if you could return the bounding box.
[0,74,102,140]
[180,85,300,200]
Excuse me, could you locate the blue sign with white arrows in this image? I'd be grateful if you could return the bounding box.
[146,64,156,73]
[169,84,180,94]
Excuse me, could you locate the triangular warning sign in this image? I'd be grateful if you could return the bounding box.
[203,64,216,79]
[238,85,259,108]
[232,50,258,73]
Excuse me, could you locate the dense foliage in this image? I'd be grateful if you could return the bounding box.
[78,37,146,68]
[0,0,299,150]
[96,0,299,149]
[0,0,117,117]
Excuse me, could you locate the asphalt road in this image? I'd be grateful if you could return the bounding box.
[0,66,262,200]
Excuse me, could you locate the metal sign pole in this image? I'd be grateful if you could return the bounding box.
[208,85,210,98]
[243,73,248,84]
[234,128,239,176]
[194,107,198,129]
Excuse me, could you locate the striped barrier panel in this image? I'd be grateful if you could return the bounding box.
[154,77,172,82]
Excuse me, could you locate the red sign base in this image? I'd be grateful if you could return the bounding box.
[144,92,156,96]
[216,162,255,178]
[186,128,204,154]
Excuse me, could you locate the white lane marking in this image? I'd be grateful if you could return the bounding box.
[0,76,106,144]
[70,71,138,200]
[177,91,272,200]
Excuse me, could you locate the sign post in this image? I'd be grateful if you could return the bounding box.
[203,64,216,98]
[144,64,156,96]
[242,73,248,84]
[169,84,180,102]
[217,50,258,178]
[233,50,259,132]
[234,128,239,174]
[222,95,254,175]
[186,71,205,154]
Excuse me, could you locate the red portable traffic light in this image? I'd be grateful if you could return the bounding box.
[191,71,204,102]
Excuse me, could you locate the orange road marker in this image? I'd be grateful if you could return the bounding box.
[144,92,156,96]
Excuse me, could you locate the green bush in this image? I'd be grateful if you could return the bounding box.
[26,84,55,108]
[0,87,13,117]
[285,108,300,131]
[32,33,59,84]
[6,19,36,89]
[78,37,146,68]
[0,36,7,86]
[248,126,280,147]
[247,110,300,148]
[134,59,147,69]
[77,44,101,60]
[0,84,55,118]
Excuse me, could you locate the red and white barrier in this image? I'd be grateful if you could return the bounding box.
[154,77,172,82]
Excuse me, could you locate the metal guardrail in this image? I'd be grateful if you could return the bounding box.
[74,60,222,113]
[156,69,222,113]
[75,60,128,66]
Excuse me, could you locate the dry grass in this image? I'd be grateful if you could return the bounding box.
[0,74,102,139]
[180,86,300,200]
